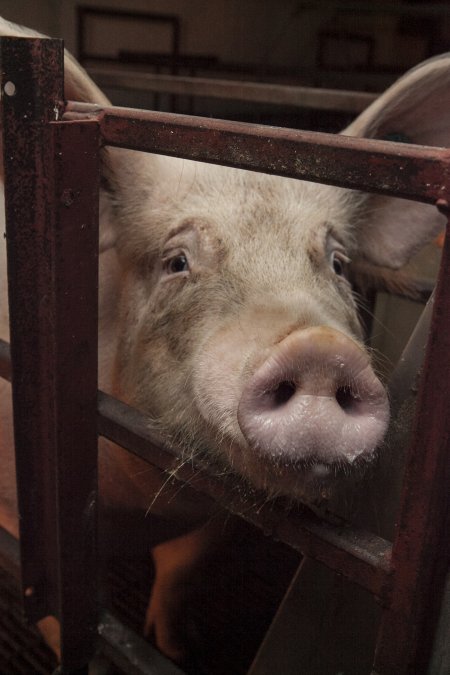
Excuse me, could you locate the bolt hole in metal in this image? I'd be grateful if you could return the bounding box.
[4,81,16,96]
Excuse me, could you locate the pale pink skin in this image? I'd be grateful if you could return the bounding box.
[191,296,389,501]
[237,327,389,465]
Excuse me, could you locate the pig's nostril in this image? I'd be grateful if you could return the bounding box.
[335,385,356,411]
[271,380,296,407]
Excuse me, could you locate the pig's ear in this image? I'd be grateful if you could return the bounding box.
[344,55,450,269]
[62,51,111,106]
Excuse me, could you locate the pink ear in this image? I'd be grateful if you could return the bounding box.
[352,198,444,269]
[344,54,450,268]
[63,51,110,105]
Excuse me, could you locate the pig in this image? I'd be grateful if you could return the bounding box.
[0,16,449,664]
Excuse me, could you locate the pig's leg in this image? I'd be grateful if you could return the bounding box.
[145,518,228,662]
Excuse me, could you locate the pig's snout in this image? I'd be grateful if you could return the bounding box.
[237,327,389,467]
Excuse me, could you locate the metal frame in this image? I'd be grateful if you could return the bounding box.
[86,69,377,115]
[0,36,448,675]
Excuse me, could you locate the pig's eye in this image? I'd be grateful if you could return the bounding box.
[330,251,349,277]
[165,253,190,275]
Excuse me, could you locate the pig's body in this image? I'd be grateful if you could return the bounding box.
[0,16,449,663]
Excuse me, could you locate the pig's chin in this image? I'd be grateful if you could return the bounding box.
[222,439,381,505]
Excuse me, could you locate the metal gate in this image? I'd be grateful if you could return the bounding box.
[0,36,448,675]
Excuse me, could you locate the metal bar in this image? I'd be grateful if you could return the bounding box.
[64,101,450,205]
[50,120,100,673]
[98,611,185,675]
[1,34,65,619]
[88,69,376,114]
[372,216,450,674]
[1,37,100,672]
[97,391,392,599]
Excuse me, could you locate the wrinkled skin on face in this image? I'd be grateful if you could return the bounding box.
[108,159,390,503]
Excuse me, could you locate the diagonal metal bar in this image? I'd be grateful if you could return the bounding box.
[97,391,392,599]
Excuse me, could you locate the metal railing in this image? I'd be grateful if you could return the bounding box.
[86,68,377,114]
[0,36,448,675]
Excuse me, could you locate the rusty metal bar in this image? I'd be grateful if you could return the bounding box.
[64,101,450,205]
[372,218,450,674]
[1,37,100,672]
[88,69,376,114]
[97,391,392,599]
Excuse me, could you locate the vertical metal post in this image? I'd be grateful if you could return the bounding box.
[372,213,450,674]
[1,37,100,671]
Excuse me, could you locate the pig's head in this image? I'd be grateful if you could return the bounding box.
[105,162,385,502]
[96,55,450,504]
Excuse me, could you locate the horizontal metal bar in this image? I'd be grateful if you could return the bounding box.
[63,102,450,204]
[88,69,376,114]
[97,391,392,599]
[98,611,185,675]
